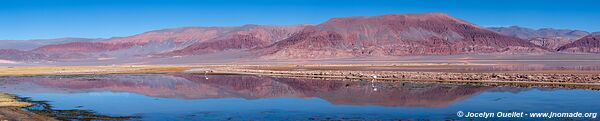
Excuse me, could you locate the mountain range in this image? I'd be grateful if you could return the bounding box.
[488,26,591,50]
[1,13,598,64]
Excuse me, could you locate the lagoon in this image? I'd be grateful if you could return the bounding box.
[0,74,599,120]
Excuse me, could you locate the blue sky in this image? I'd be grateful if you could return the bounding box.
[1,0,599,40]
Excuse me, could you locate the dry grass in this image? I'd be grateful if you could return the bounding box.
[0,65,191,77]
[0,63,486,77]
[0,93,31,107]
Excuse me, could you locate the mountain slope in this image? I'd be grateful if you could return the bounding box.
[488,26,589,40]
[166,25,307,55]
[30,25,307,60]
[488,26,589,50]
[0,38,102,50]
[258,13,547,58]
[558,33,600,53]
[31,27,233,54]
[528,37,576,50]
[0,49,48,62]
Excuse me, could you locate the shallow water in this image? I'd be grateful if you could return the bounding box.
[0,74,599,120]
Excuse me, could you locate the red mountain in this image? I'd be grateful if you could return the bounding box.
[558,33,600,53]
[0,49,48,61]
[528,37,576,50]
[166,25,307,55]
[257,13,547,58]
[32,27,235,53]
[31,25,307,59]
[1,13,560,62]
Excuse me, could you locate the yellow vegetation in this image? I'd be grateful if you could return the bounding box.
[0,65,191,76]
[0,93,31,107]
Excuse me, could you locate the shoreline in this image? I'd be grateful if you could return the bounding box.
[0,64,599,90]
[0,93,55,121]
[0,92,137,121]
[188,64,600,90]
[194,71,600,90]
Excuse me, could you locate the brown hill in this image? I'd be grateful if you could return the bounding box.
[558,33,600,53]
[0,49,48,61]
[258,13,547,58]
[166,25,307,55]
[528,37,576,50]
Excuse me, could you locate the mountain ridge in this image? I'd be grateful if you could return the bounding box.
[487,26,590,40]
[256,13,547,58]
[1,13,597,63]
[558,32,600,53]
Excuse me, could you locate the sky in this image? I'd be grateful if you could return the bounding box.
[1,0,599,40]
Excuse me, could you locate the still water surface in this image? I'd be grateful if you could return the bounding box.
[0,74,599,120]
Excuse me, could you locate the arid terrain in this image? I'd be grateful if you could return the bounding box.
[2,13,600,64]
[1,12,600,120]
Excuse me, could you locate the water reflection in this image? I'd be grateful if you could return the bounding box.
[1,74,600,120]
[0,74,491,108]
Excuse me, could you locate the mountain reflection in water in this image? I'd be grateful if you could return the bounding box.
[0,74,491,108]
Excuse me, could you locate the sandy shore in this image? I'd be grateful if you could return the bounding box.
[185,64,600,90]
[0,93,55,121]
[0,65,190,76]
[1,64,600,89]
[0,107,56,121]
